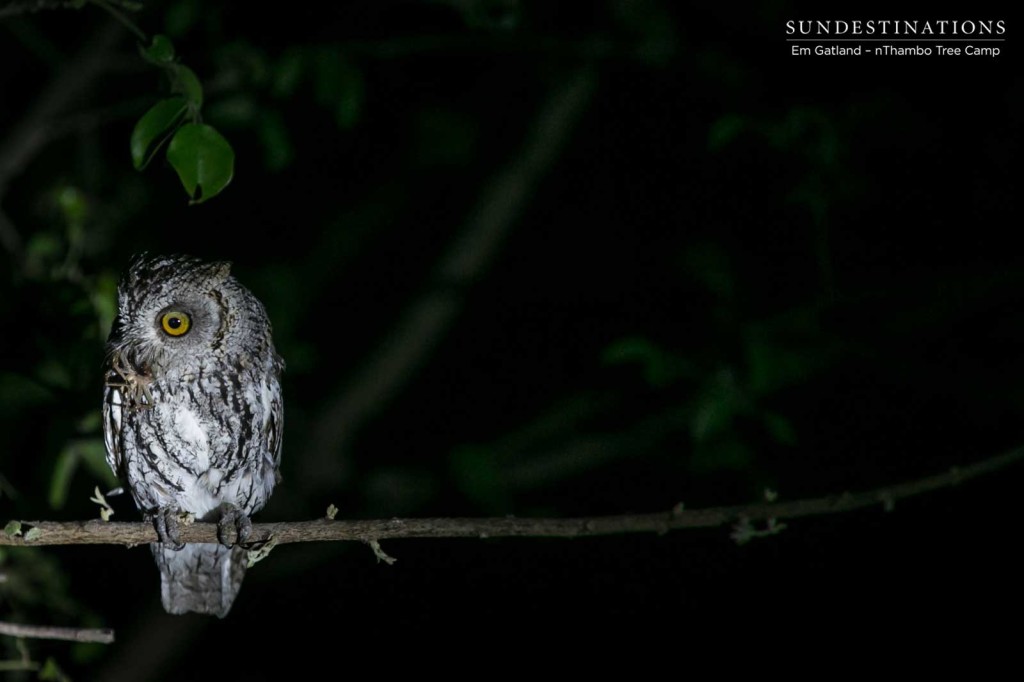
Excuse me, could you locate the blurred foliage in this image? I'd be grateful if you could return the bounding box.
[0,0,1019,675]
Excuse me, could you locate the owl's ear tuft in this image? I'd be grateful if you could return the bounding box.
[205,261,232,280]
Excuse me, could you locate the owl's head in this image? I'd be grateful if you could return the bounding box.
[107,253,274,376]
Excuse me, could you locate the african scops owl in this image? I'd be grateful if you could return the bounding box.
[102,254,283,617]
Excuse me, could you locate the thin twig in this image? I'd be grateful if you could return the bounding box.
[0,621,114,644]
[3,446,1021,548]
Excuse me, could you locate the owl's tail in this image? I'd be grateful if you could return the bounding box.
[152,543,248,618]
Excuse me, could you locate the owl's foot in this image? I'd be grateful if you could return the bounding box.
[152,507,186,551]
[216,503,252,548]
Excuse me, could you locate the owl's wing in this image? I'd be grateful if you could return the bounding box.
[264,355,285,481]
[102,383,126,480]
[266,383,283,478]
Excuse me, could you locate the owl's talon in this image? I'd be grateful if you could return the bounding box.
[217,504,252,548]
[153,508,185,550]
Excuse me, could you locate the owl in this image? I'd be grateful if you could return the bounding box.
[102,254,284,618]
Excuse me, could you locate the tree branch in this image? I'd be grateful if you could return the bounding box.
[4,446,1021,548]
[0,621,114,644]
[0,22,121,192]
[0,0,76,20]
[301,66,598,492]
[0,20,122,264]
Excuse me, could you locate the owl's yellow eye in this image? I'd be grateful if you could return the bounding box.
[160,311,191,337]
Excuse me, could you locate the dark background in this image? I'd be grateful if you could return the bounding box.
[0,0,1020,676]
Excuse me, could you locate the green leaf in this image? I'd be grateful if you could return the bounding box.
[762,411,797,445]
[745,322,820,394]
[603,337,659,365]
[79,439,119,488]
[77,411,102,432]
[36,359,72,390]
[690,437,752,474]
[205,95,257,127]
[23,527,42,542]
[164,0,199,37]
[684,242,734,300]
[170,64,204,109]
[708,114,746,150]
[4,520,22,537]
[25,232,61,273]
[603,336,692,387]
[257,110,293,171]
[49,446,77,510]
[90,271,120,340]
[690,369,741,441]
[47,439,117,513]
[141,34,176,64]
[272,49,305,98]
[334,63,363,130]
[449,446,508,513]
[166,123,236,203]
[314,50,363,129]
[56,185,88,226]
[131,97,187,170]
[39,657,68,682]
[0,372,52,409]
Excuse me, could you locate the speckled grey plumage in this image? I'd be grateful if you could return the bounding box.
[102,254,283,617]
